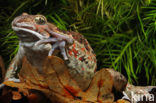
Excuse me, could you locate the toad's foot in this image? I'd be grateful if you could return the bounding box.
[0,78,20,89]
[7,78,20,82]
[35,38,70,60]
[0,83,5,89]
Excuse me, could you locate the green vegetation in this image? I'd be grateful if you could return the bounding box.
[0,0,155,85]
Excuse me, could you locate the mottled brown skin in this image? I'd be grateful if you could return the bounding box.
[0,13,97,89]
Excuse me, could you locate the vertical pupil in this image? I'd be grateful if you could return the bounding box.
[36,17,45,24]
[39,18,42,22]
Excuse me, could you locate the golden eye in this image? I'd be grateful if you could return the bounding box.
[35,16,46,25]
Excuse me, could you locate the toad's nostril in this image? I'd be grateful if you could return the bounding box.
[12,17,20,26]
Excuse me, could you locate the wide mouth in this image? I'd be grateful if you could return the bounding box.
[12,22,35,31]
[12,26,46,40]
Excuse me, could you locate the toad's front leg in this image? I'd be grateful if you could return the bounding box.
[35,37,72,60]
[48,41,68,60]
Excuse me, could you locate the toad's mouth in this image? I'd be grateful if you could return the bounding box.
[12,25,74,45]
[12,26,46,41]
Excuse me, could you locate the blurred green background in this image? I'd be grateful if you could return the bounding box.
[0,0,155,85]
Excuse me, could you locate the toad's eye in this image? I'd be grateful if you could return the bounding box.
[35,16,46,25]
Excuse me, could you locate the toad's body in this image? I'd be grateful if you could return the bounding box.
[0,13,97,89]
